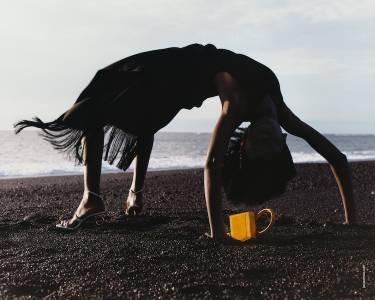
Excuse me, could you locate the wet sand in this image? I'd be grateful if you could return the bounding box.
[0,161,374,299]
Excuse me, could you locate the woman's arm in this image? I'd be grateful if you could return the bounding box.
[276,98,357,224]
[204,72,243,240]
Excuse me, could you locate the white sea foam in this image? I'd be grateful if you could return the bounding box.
[291,151,375,163]
[0,131,374,178]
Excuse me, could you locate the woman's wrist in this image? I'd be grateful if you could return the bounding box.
[210,231,228,241]
[210,224,227,239]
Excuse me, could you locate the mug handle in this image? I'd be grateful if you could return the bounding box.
[255,208,276,236]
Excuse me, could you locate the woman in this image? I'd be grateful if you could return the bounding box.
[15,43,357,240]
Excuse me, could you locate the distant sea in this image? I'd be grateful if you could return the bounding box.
[0,131,374,178]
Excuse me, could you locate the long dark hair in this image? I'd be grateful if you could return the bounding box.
[222,125,296,205]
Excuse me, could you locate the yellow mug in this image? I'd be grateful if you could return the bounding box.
[229,208,276,242]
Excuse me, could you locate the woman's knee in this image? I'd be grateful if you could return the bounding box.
[81,128,104,147]
[137,134,154,153]
[84,127,104,138]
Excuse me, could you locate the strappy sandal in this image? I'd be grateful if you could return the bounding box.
[56,191,106,231]
[125,188,143,216]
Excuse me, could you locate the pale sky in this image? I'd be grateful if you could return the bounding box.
[1,0,374,133]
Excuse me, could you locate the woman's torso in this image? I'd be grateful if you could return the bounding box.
[70,43,281,134]
[102,43,279,112]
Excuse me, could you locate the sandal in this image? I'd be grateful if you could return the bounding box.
[125,188,143,216]
[56,191,106,231]
[56,211,106,231]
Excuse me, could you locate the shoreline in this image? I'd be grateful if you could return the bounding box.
[1,159,375,181]
[0,166,200,181]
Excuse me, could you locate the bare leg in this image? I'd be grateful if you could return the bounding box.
[124,134,154,215]
[83,129,104,195]
[58,129,105,227]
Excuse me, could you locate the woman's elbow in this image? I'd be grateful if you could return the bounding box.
[338,152,348,167]
[340,152,348,162]
[331,152,349,170]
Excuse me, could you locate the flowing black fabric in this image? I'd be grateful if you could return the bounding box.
[14,43,282,171]
[14,117,138,171]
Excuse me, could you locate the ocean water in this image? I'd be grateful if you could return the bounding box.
[0,130,374,178]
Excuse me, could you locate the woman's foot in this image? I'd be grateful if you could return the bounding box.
[124,188,143,216]
[56,191,106,230]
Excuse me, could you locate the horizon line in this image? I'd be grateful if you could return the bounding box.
[1,129,374,136]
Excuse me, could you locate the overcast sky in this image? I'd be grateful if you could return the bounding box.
[1,0,374,133]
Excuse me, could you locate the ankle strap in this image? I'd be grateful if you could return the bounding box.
[129,188,143,195]
[85,190,102,199]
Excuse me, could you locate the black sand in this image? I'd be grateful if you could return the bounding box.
[0,162,374,299]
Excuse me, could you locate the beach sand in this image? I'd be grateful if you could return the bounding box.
[0,161,374,299]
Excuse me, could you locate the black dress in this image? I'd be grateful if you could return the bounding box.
[15,43,282,171]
